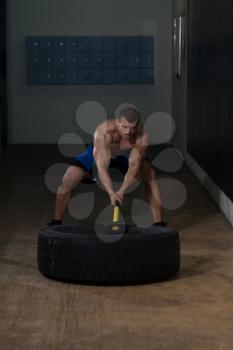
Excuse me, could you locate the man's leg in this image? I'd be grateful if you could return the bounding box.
[51,166,89,223]
[48,142,95,225]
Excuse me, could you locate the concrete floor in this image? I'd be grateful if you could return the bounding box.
[0,145,233,350]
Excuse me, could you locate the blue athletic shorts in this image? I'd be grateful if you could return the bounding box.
[72,143,131,175]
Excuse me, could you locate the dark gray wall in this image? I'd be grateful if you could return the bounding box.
[188,0,233,201]
[0,0,6,156]
[7,0,172,144]
[172,0,187,153]
[172,0,233,225]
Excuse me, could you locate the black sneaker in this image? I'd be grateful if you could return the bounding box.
[153,220,167,227]
[81,176,97,184]
[47,219,63,226]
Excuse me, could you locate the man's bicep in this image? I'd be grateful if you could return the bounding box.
[129,134,149,165]
[94,148,111,170]
[141,133,149,154]
[128,147,143,167]
[93,134,111,170]
[93,126,111,151]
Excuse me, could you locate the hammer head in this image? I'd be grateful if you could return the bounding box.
[107,223,126,235]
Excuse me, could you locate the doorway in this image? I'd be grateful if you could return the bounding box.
[0,0,7,154]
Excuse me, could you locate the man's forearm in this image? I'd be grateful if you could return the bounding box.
[93,147,113,195]
[98,168,114,194]
[120,164,139,193]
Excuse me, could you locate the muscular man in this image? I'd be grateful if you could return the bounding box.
[47,107,167,227]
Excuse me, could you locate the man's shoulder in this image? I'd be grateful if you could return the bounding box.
[97,118,116,131]
[135,126,149,142]
[93,119,115,146]
[133,128,149,151]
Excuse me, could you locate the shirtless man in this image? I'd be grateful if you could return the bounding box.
[47,107,167,227]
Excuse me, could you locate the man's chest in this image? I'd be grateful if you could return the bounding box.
[109,141,133,157]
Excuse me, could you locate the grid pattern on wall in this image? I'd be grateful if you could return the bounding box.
[26,36,154,85]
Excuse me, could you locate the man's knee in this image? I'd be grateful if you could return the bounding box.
[60,166,84,192]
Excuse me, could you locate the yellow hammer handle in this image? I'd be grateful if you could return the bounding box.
[113,205,120,223]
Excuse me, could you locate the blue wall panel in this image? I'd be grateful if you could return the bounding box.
[26,36,154,85]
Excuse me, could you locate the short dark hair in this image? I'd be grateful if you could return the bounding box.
[119,107,140,125]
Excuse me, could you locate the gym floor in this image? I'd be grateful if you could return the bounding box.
[0,145,233,350]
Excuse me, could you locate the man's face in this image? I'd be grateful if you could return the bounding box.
[117,117,138,140]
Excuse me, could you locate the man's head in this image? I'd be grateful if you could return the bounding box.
[116,107,141,140]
